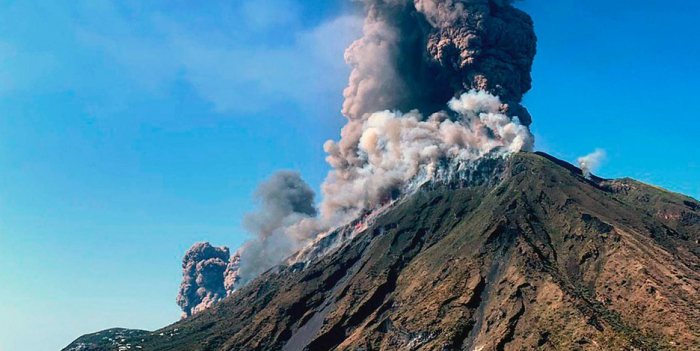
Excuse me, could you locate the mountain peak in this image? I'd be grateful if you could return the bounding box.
[64,152,700,350]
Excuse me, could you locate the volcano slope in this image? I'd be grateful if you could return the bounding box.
[65,152,699,351]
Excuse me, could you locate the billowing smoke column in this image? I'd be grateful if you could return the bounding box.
[178,0,538,316]
[229,171,318,288]
[176,242,230,317]
[322,91,533,222]
[577,149,606,179]
[340,0,536,123]
[322,0,537,222]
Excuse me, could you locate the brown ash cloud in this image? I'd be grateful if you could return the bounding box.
[176,242,230,317]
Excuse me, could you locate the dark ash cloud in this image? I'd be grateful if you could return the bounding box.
[176,242,230,317]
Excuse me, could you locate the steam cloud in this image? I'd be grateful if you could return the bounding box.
[176,242,230,317]
[577,149,606,179]
[178,0,538,316]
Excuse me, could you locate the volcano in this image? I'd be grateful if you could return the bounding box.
[64,152,699,350]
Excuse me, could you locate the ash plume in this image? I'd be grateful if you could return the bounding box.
[176,242,230,317]
[181,0,539,303]
[322,0,536,223]
[577,149,606,179]
[231,171,318,287]
[341,0,536,123]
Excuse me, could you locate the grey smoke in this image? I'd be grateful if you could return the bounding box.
[223,251,241,294]
[232,171,318,287]
[242,171,317,239]
[178,173,317,317]
[176,242,230,317]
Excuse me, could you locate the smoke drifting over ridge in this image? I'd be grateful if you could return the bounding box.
[178,0,538,316]
[578,149,606,179]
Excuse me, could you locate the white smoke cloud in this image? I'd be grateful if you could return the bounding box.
[577,149,607,179]
[321,90,533,224]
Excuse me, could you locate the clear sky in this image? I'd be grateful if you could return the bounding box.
[1,1,698,350]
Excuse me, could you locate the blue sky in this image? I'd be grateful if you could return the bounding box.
[1,1,698,350]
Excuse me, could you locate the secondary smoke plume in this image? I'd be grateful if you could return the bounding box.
[230,171,318,288]
[342,0,535,122]
[577,149,606,179]
[176,242,230,317]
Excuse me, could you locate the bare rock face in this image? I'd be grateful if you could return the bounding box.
[66,153,700,350]
[176,242,230,317]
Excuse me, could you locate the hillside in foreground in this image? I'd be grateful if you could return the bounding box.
[65,152,699,351]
